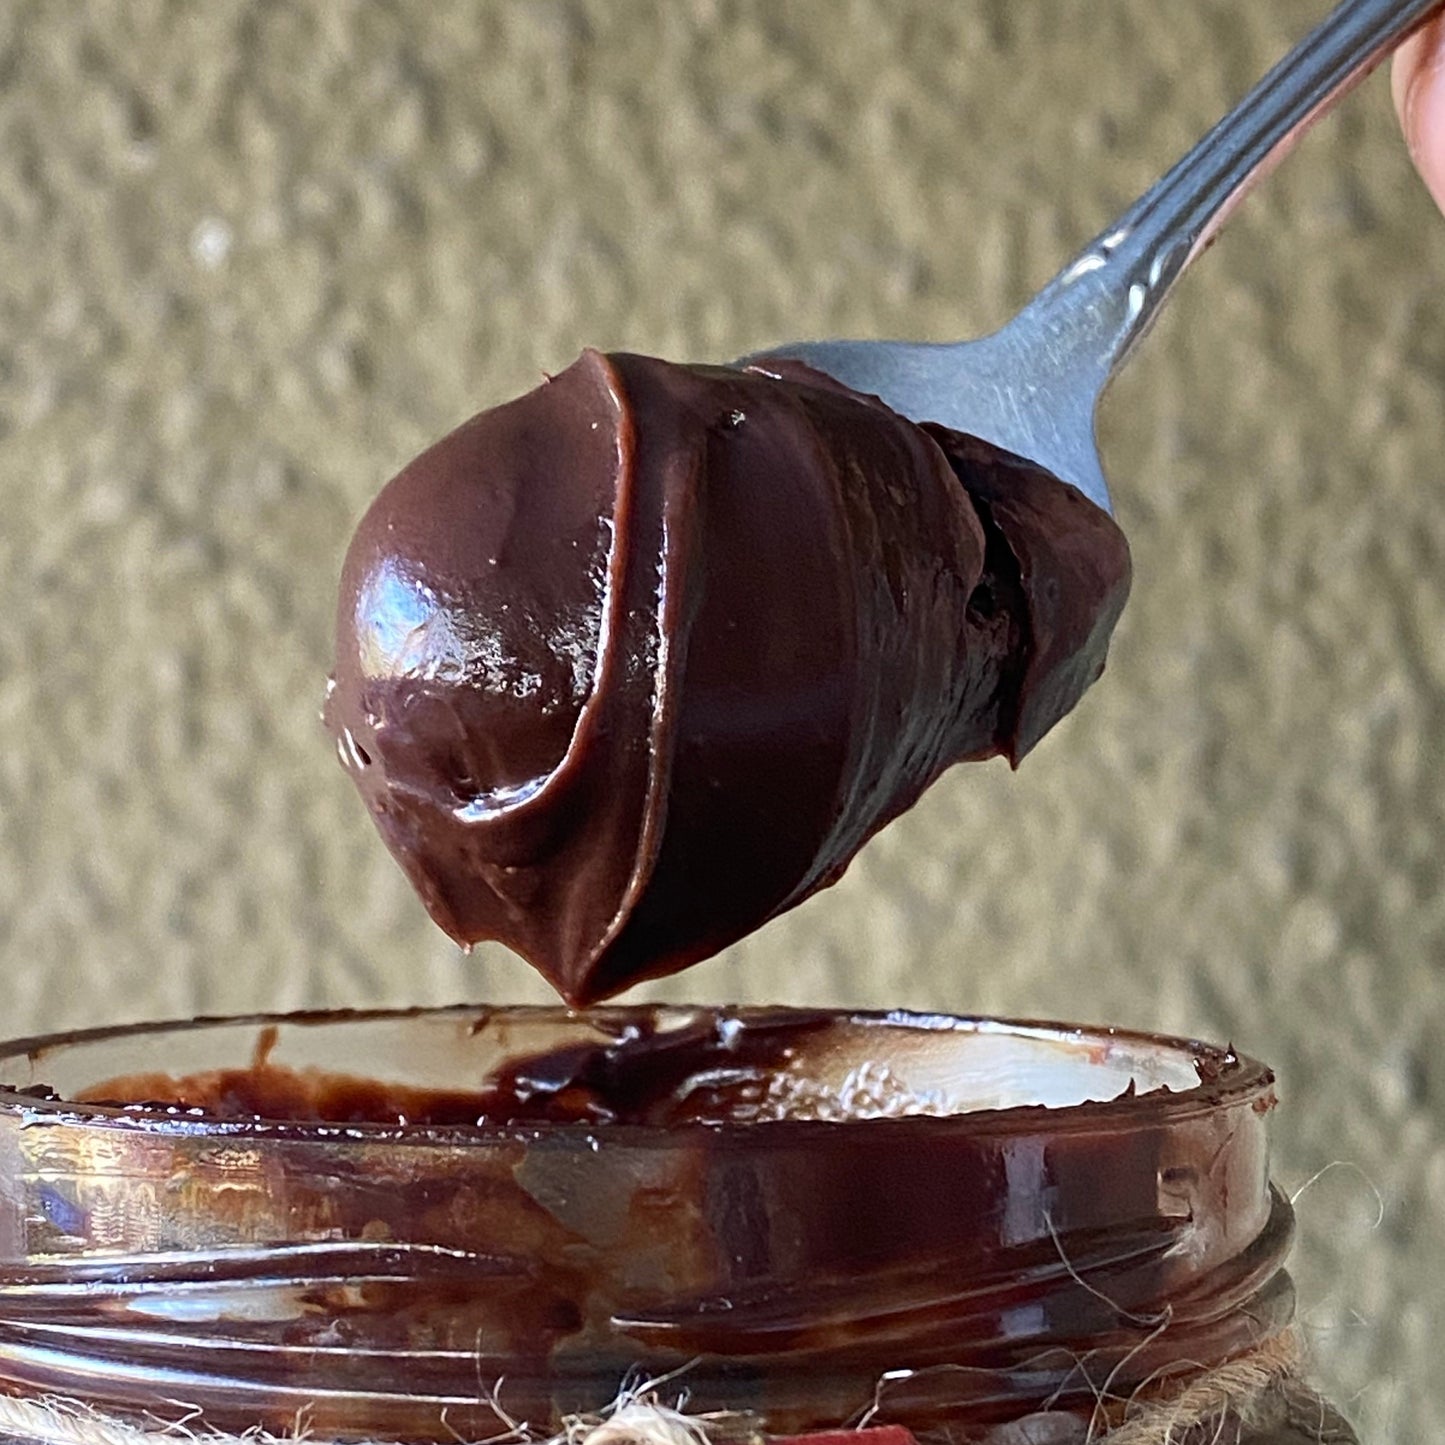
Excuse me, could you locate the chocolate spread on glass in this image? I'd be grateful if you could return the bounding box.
[323,354,1130,1003]
[2,1007,1291,1442]
[76,1010,841,1126]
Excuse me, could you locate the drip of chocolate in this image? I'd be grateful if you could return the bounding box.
[325,352,1129,1002]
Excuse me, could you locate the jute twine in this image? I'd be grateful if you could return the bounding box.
[1100,1328,1303,1443]
[0,1331,1339,1445]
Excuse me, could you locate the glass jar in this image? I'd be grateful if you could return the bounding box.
[0,1007,1353,1444]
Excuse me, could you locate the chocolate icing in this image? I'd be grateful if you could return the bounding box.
[325,353,1129,1002]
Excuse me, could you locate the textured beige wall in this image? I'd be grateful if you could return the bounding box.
[1,2,1441,1438]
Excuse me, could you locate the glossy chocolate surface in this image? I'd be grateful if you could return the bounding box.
[0,1008,1290,1441]
[325,355,1130,1002]
[73,1009,841,1127]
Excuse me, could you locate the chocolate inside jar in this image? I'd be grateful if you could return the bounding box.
[66,1007,1194,1127]
[0,1007,1294,1442]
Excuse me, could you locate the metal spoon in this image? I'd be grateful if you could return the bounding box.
[746,0,1442,514]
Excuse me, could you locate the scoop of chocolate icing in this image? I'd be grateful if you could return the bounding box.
[325,351,1129,1002]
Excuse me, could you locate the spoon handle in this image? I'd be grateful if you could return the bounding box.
[1024,0,1442,386]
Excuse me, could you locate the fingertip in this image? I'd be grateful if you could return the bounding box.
[1392,29,1424,121]
[1394,18,1445,213]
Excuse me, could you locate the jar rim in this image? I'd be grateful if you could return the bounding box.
[0,1003,1275,1143]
